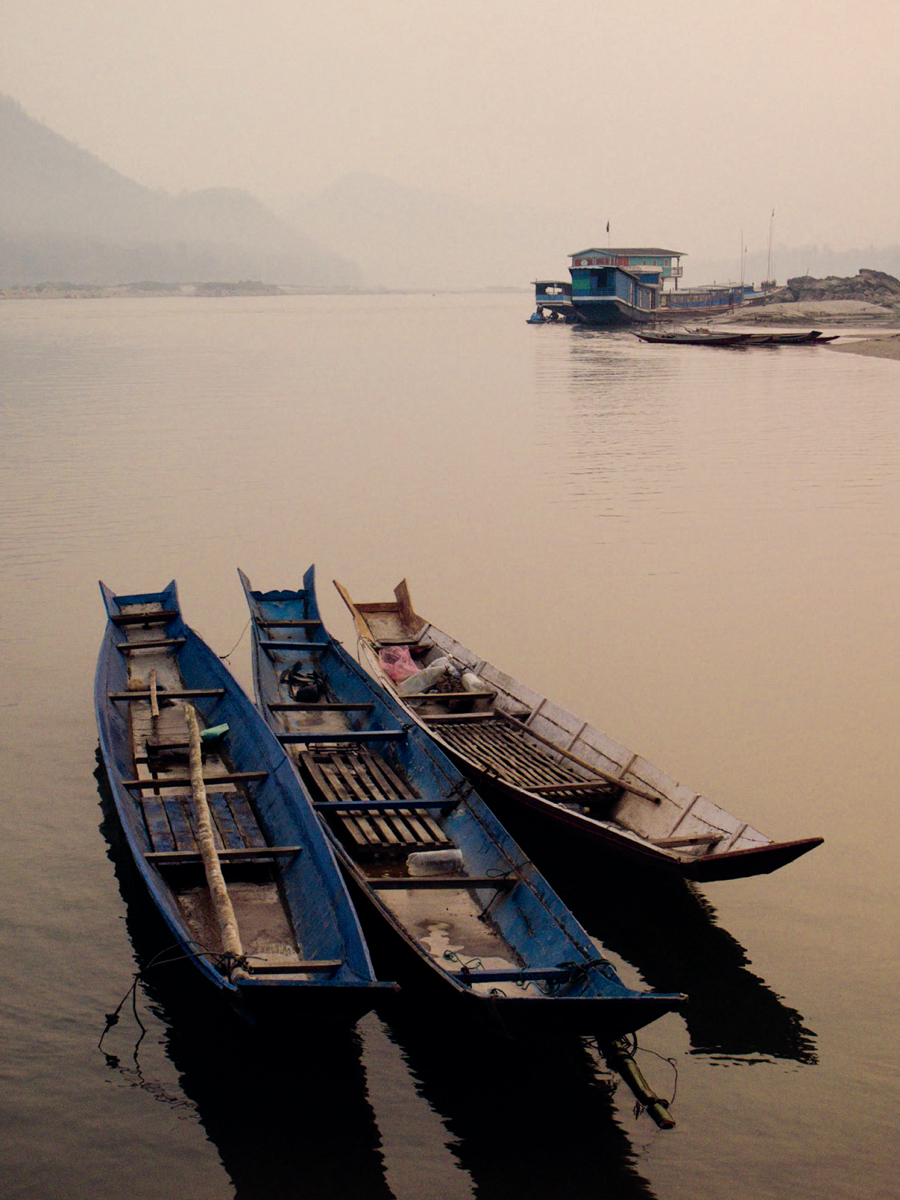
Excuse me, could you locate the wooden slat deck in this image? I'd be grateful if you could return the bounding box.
[118,613,270,861]
[299,747,452,858]
[136,786,269,856]
[433,716,615,796]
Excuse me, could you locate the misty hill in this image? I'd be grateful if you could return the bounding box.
[0,94,360,286]
[280,173,589,290]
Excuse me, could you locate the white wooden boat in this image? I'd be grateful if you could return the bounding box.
[335,579,823,882]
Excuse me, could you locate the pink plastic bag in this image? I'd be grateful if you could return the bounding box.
[379,646,420,684]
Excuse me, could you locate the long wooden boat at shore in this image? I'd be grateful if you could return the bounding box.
[95,581,391,1021]
[239,567,685,1041]
[334,579,824,883]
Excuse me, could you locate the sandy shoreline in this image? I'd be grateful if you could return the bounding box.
[828,333,900,361]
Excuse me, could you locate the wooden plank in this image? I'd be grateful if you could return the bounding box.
[405,692,496,703]
[110,689,224,701]
[652,834,722,848]
[163,797,199,851]
[258,640,330,652]
[122,772,268,789]
[245,960,340,974]
[268,702,374,712]
[116,638,186,651]
[365,876,515,890]
[312,799,456,813]
[421,712,499,723]
[277,730,406,744]
[146,846,303,863]
[528,781,614,797]
[254,619,321,628]
[139,795,176,852]
[207,793,247,850]
[110,610,178,626]
[222,792,267,848]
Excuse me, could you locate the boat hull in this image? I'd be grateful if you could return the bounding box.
[95,580,390,1021]
[336,579,823,884]
[570,296,658,326]
[240,568,685,1041]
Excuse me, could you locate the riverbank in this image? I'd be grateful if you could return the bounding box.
[726,299,898,326]
[828,332,900,361]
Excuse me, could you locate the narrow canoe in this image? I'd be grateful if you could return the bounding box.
[239,567,685,1040]
[334,578,823,883]
[95,580,391,1021]
[635,331,750,346]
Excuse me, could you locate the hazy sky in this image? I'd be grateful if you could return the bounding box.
[3,0,899,261]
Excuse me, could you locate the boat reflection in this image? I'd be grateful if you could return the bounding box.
[97,757,664,1200]
[380,1001,660,1200]
[96,763,393,1200]
[508,829,817,1065]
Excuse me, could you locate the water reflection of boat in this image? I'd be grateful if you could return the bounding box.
[335,578,822,882]
[382,1003,660,1200]
[95,773,394,1200]
[518,835,817,1065]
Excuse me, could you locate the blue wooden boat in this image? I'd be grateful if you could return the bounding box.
[335,578,824,883]
[238,567,684,1040]
[95,581,391,1021]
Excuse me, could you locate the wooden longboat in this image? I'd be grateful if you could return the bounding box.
[635,330,751,346]
[239,567,685,1040]
[95,581,392,1021]
[334,579,824,884]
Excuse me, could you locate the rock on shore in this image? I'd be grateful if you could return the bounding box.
[786,268,900,313]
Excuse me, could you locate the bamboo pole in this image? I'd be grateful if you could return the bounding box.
[600,1037,676,1129]
[149,668,159,719]
[501,714,664,804]
[183,703,244,974]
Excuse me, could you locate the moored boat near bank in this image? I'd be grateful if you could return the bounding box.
[95,580,390,1021]
[335,579,824,883]
[239,567,685,1040]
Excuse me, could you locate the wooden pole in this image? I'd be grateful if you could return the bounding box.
[600,1037,676,1129]
[183,703,244,974]
[149,668,159,719]
[501,714,663,804]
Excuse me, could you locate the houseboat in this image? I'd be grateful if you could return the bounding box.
[530,247,747,327]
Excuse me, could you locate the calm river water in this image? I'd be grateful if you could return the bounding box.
[1,294,898,1199]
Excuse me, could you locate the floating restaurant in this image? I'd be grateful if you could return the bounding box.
[530,247,746,327]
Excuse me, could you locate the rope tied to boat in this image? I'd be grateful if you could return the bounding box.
[222,614,254,662]
[215,950,250,979]
[98,941,215,1052]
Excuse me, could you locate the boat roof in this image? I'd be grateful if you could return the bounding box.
[570,247,686,258]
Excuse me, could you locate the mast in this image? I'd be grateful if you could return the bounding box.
[766,208,775,287]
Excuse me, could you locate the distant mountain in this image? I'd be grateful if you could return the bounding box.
[279,173,588,290]
[0,93,360,286]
